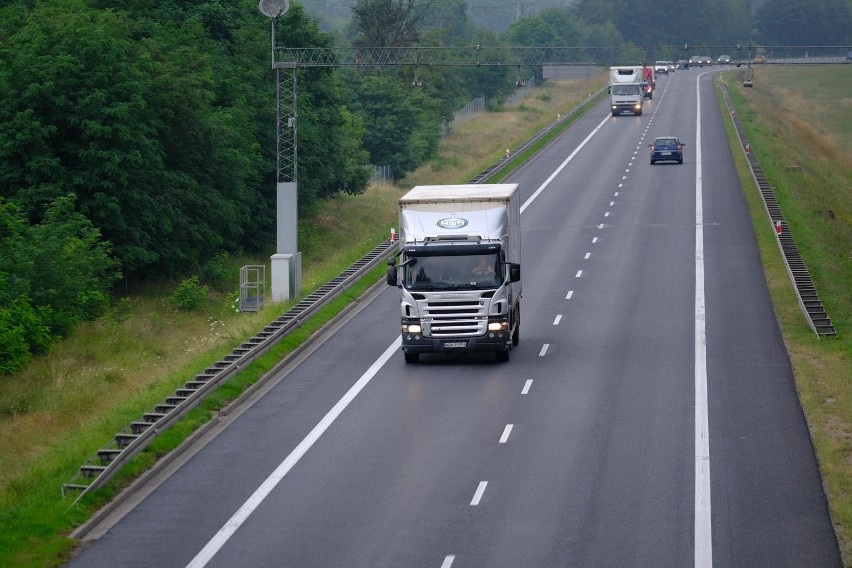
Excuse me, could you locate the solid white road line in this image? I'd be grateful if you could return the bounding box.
[471,481,488,506]
[185,338,402,568]
[694,72,713,568]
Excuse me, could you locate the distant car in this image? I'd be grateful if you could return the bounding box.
[689,55,703,67]
[753,54,766,64]
[649,136,685,164]
[654,61,669,74]
[718,54,731,64]
[677,59,688,69]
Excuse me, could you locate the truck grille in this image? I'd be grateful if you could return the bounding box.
[422,298,487,337]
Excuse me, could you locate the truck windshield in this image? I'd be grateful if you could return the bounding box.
[611,84,640,95]
[404,253,502,291]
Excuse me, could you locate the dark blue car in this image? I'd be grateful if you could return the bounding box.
[649,136,685,164]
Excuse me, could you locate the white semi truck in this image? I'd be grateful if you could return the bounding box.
[609,66,644,116]
[387,184,522,363]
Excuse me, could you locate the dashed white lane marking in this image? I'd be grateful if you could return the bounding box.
[592,237,598,244]
[584,253,591,259]
[521,380,533,394]
[566,290,574,299]
[610,201,615,206]
[597,224,604,229]
[575,270,583,278]
[553,314,562,325]
[471,481,488,506]
[604,211,610,217]
[499,424,513,444]
[441,555,455,568]
[539,344,549,357]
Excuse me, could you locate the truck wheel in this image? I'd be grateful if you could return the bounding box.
[495,349,510,363]
[404,352,419,364]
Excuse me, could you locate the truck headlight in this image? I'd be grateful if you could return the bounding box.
[402,324,421,333]
[488,321,508,332]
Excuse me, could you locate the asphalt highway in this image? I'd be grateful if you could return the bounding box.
[67,69,841,567]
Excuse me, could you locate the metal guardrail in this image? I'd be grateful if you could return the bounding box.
[62,84,608,502]
[720,81,836,337]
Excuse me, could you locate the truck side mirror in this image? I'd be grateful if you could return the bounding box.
[507,263,521,283]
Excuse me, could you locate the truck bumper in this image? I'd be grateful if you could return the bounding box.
[401,331,511,354]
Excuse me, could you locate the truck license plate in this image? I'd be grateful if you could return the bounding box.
[443,341,467,349]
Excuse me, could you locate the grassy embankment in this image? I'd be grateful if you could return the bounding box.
[0,73,607,568]
[719,65,851,565]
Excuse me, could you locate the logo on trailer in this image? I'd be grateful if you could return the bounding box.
[436,217,468,230]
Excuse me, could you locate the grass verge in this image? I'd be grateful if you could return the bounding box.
[717,66,851,565]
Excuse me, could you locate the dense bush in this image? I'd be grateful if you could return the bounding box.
[0,196,119,374]
[170,277,209,312]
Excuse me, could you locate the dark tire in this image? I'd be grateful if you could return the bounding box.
[404,351,419,364]
[495,349,510,363]
[612,111,619,117]
[650,159,655,165]
[678,157,683,164]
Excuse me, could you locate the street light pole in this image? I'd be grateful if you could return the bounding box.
[260,0,301,302]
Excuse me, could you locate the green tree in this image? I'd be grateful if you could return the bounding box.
[0,196,119,374]
[351,0,424,47]
[756,0,851,44]
[349,74,440,178]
